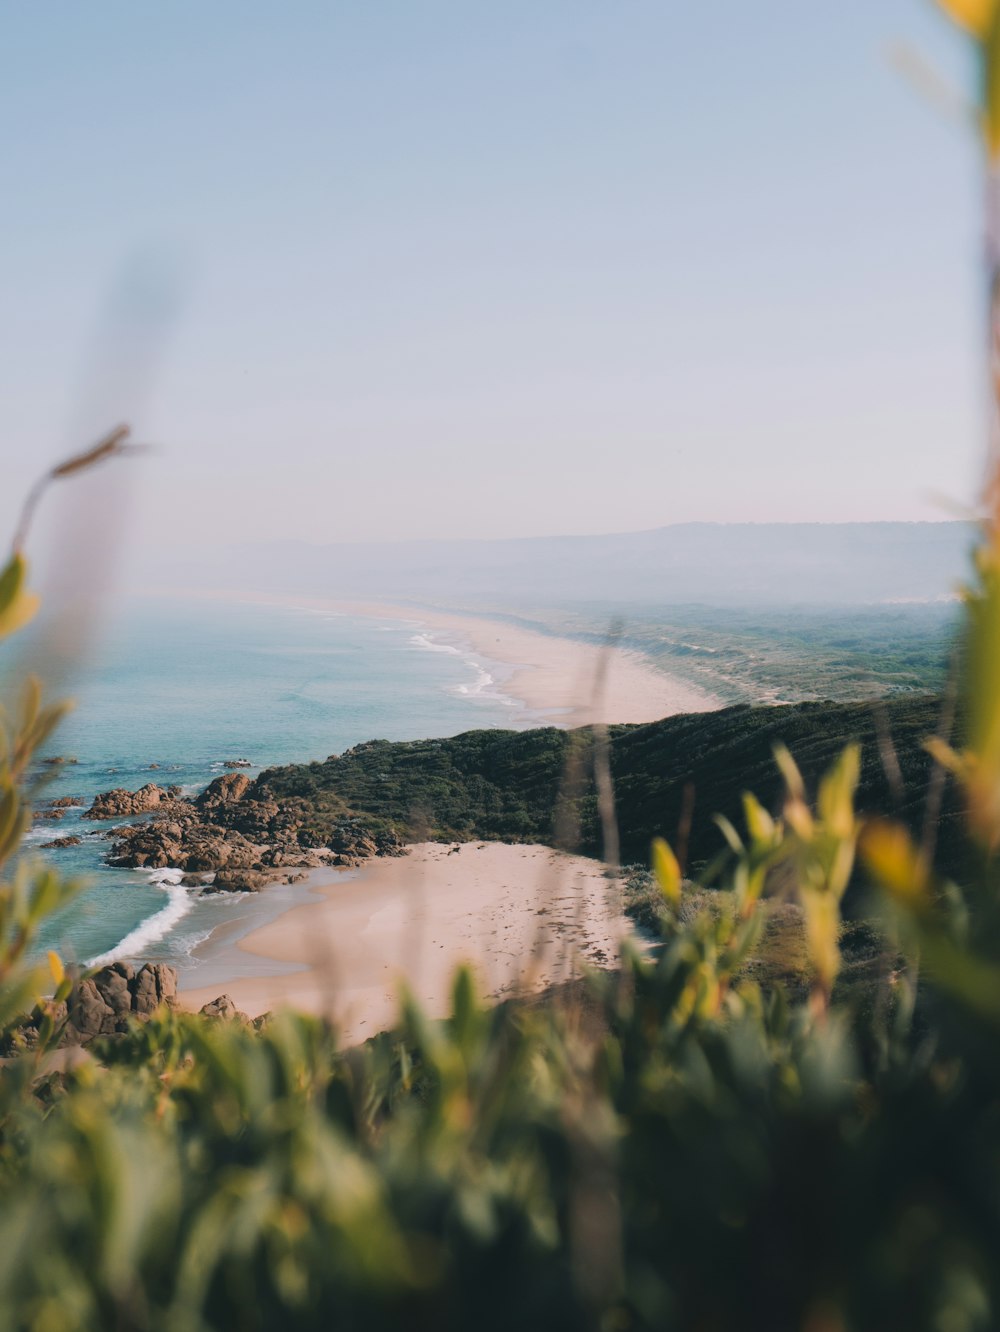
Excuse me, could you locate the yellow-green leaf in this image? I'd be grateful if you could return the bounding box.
[934,0,997,37]
[773,743,805,803]
[860,818,930,906]
[0,554,39,639]
[0,554,26,616]
[742,791,775,845]
[817,743,860,839]
[651,836,681,906]
[47,951,65,987]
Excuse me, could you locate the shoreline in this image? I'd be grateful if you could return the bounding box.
[153,587,724,728]
[179,842,627,1040]
[79,590,718,1007]
[339,599,722,726]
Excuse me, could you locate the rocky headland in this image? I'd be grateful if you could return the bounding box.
[83,770,407,889]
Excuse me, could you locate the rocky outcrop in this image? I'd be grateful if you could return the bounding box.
[48,796,83,808]
[41,835,82,849]
[327,821,406,866]
[85,769,407,884]
[223,759,252,769]
[199,995,248,1021]
[196,773,251,808]
[205,869,271,892]
[62,962,178,1044]
[107,819,262,872]
[85,783,186,820]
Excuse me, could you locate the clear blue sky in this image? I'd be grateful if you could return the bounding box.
[0,1,987,547]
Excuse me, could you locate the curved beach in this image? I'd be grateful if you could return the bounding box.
[179,843,628,1040]
[167,599,716,1025]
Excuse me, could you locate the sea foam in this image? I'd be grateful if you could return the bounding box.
[409,632,462,655]
[87,869,194,967]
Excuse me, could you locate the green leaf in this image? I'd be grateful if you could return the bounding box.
[0,555,38,640]
[652,836,681,905]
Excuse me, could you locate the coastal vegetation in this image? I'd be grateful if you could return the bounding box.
[255,693,958,884]
[466,600,959,704]
[0,459,997,1327]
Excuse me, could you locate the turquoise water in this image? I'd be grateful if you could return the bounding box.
[15,597,528,972]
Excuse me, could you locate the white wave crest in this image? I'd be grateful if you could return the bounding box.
[409,632,461,655]
[87,869,194,967]
[455,663,494,696]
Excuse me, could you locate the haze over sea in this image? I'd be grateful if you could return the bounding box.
[19,598,528,973]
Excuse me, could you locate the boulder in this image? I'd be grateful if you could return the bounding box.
[196,773,251,808]
[58,963,179,1045]
[222,759,252,769]
[206,868,272,892]
[130,962,178,1016]
[199,995,248,1021]
[66,979,117,1042]
[86,783,172,820]
[41,835,82,849]
[48,796,83,808]
[94,963,134,1020]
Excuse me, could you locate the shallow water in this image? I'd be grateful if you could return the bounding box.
[11,596,531,968]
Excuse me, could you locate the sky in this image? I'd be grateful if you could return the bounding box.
[0,1,988,551]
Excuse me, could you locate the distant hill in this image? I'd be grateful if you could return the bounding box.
[153,521,971,608]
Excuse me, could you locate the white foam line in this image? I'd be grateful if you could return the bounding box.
[87,868,194,967]
[409,632,462,656]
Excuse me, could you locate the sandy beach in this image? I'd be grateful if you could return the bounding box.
[162,590,704,1030]
[311,596,719,727]
[168,587,721,728]
[180,842,628,1040]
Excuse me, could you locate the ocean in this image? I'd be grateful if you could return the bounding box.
[15,597,530,977]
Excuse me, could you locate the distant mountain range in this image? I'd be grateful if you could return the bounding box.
[157,521,972,608]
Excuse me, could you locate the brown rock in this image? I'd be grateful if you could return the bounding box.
[196,773,251,808]
[206,869,272,892]
[94,963,134,1020]
[41,835,82,849]
[86,783,172,820]
[59,963,179,1045]
[199,995,248,1021]
[48,796,84,808]
[66,979,116,1041]
[131,963,178,1016]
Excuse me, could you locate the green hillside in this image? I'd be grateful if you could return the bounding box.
[258,695,961,887]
